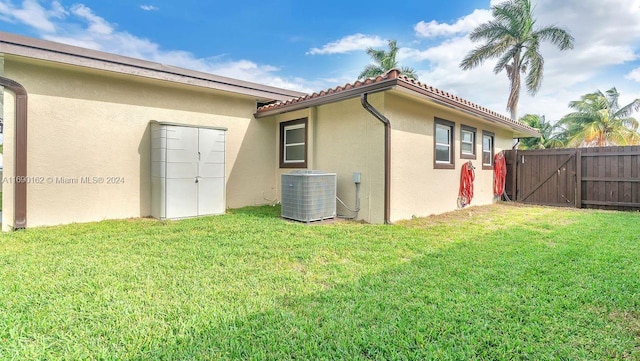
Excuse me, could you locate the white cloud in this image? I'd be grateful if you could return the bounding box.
[307,34,386,55]
[49,1,68,19]
[405,0,640,121]
[70,4,113,35]
[0,0,59,33]
[139,5,159,11]
[2,0,639,116]
[405,36,511,112]
[414,9,491,38]
[3,1,310,92]
[627,68,640,83]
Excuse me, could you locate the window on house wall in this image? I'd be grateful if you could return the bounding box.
[460,125,476,159]
[280,118,308,168]
[434,118,455,169]
[482,131,495,169]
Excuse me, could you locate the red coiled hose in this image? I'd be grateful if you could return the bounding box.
[493,152,507,197]
[458,161,475,208]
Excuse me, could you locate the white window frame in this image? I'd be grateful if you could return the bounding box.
[280,118,307,168]
[482,131,494,168]
[435,124,452,164]
[460,126,476,159]
[283,123,306,164]
[434,118,455,169]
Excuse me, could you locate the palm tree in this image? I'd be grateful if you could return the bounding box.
[519,114,567,149]
[559,88,640,147]
[359,40,418,80]
[460,0,574,120]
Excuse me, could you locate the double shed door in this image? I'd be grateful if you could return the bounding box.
[165,126,225,219]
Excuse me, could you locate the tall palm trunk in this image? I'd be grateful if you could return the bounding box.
[508,75,520,120]
[459,0,574,121]
[598,134,606,147]
[507,54,521,120]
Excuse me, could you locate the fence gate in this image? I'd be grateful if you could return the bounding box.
[515,150,577,207]
[505,146,640,210]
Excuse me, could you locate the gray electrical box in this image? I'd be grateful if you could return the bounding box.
[151,122,226,219]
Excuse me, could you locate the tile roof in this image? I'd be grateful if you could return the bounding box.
[256,69,539,137]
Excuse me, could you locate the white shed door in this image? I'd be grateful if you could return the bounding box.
[165,126,199,219]
[197,128,226,215]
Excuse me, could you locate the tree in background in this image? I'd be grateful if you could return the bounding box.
[460,0,574,120]
[518,114,567,149]
[559,88,640,147]
[359,40,418,80]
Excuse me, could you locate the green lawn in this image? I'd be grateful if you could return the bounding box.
[0,204,638,360]
[1,142,3,212]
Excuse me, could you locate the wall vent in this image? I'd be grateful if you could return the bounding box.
[281,170,337,223]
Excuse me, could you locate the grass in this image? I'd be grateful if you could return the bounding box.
[0,203,638,360]
[0,141,2,211]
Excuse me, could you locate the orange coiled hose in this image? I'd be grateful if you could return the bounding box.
[458,161,475,208]
[493,152,507,197]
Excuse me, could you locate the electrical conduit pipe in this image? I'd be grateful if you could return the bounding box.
[360,93,391,224]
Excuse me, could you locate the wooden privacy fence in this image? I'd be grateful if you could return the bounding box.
[504,146,640,210]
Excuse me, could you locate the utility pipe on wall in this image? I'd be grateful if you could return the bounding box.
[336,172,361,220]
[360,93,391,224]
[0,76,28,229]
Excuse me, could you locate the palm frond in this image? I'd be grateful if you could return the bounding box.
[518,113,569,149]
[400,67,418,80]
[366,48,387,63]
[534,26,575,50]
[560,88,640,146]
[358,65,385,80]
[460,0,574,120]
[523,44,544,94]
[615,99,640,119]
[460,42,504,70]
[620,117,640,131]
[605,87,619,104]
[493,0,529,26]
[468,21,511,42]
[359,39,412,80]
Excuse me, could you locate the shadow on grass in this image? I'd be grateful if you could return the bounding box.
[5,206,637,360]
[227,205,282,219]
[141,222,638,360]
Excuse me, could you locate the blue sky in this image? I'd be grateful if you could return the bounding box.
[1,0,639,122]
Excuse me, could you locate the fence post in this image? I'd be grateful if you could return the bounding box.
[576,149,582,208]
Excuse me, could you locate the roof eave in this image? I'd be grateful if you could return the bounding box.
[257,78,540,138]
[254,78,398,118]
[0,31,305,102]
[514,129,541,138]
[394,81,540,137]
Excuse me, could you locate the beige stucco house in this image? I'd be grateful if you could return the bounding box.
[0,31,538,230]
[257,71,538,223]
